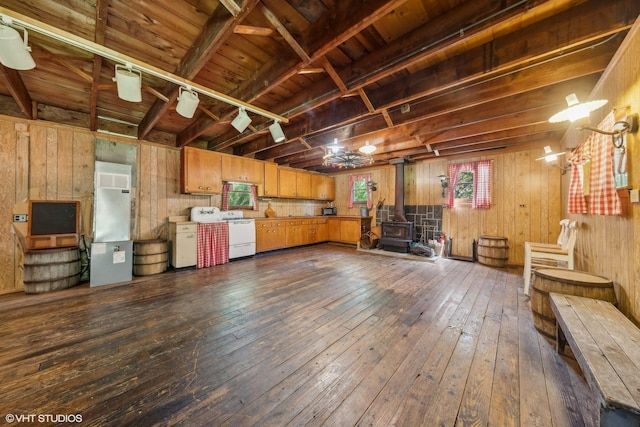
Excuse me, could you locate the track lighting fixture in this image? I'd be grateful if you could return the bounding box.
[0,18,35,70]
[269,120,286,143]
[175,86,200,118]
[231,107,252,133]
[113,64,142,102]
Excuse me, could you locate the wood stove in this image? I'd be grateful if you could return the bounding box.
[380,221,414,253]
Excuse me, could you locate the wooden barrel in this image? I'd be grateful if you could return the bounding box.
[23,247,81,294]
[133,240,168,276]
[477,236,509,267]
[531,268,617,338]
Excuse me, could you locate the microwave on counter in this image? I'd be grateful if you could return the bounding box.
[321,207,337,216]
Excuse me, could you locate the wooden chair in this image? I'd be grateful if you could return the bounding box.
[523,220,577,296]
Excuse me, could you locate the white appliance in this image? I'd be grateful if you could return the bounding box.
[169,221,197,268]
[190,207,256,259]
[90,161,133,287]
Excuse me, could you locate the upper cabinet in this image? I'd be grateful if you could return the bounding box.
[278,168,298,198]
[311,174,335,200]
[221,154,264,184]
[181,146,222,194]
[263,162,279,197]
[180,148,334,200]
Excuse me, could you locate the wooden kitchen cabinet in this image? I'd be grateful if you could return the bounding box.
[327,218,341,242]
[328,217,371,244]
[255,219,286,252]
[262,161,278,197]
[296,171,311,199]
[278,168,298,198]
[311,174,335,200]
[309,218,328,243]
[221,154,264,184]
[285,219,309,247]
[180,146,222,194]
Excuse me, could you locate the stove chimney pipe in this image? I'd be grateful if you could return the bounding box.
[390,158,408,222]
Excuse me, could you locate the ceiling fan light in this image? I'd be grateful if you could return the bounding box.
[549,93,608,123]
[113,64,142,102]
[269,120,285,143]
[176,86,199,118]
[0,25,35,70]
[231,107,252,132]
[358,141,376,154]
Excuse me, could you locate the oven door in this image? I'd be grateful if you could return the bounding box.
[227,219,256,259]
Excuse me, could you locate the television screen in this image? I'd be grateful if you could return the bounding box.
[28,201,80,236]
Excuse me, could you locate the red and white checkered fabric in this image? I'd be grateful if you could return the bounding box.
[588,112,621,215]
[197,222,229,268]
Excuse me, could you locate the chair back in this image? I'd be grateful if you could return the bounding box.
[562,221,578,251]
[557,219,570,246]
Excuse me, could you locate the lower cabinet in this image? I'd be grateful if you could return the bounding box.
[256,220,286,252]
[256,216,371,252]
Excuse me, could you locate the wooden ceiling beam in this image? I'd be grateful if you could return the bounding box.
[0,65,33,119]
[259,3,310,63]
[145,0,261,143]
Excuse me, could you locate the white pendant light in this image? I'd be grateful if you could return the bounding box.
[548,93,607,123]
[269,120,285,143]
[113,64,142,102]
[358,141,376,154]
[0,23,35,70]
[231,107,252,132]
[176,86,200,118]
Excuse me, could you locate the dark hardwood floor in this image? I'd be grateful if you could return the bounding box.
[0,244,597,426]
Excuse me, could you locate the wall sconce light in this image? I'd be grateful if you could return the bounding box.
[113,64,142,102]
[438,173,449,198]
[0,18,36,70]
[175,86,200,118]
[231,107,251,133]
[269,120,286,143]
[549,93,639,147]
[358,141,376,154]
[536,146,570,174]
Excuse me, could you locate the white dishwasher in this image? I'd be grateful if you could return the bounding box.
[169,221,197,268]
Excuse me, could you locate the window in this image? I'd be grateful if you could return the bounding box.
[352,179,369,203]
[348,173,373,209]
[447,161,491,209]
[454,171,473,201]
[222,182,258,210]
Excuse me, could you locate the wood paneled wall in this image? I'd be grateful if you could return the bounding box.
[561,18,640,322]
[332,150,562,265]
[0,119,219,294]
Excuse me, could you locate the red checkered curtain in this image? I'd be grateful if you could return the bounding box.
[447,162,469,208]
[250,185,259,211]
[221,183,233,210]
[567,143,590,214]
[197,223,229,268]
[588,112,621,215]
[472,160,491,209]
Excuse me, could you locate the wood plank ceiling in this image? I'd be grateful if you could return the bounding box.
[0,0,638,172]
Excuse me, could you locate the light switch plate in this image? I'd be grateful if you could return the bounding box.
[630,189,640,203]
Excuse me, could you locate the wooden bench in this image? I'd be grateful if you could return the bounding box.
[549,293,640,426]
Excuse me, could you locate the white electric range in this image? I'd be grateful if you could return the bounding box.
[190,207,256,259]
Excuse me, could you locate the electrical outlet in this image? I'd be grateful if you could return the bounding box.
[13,214,28,222]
